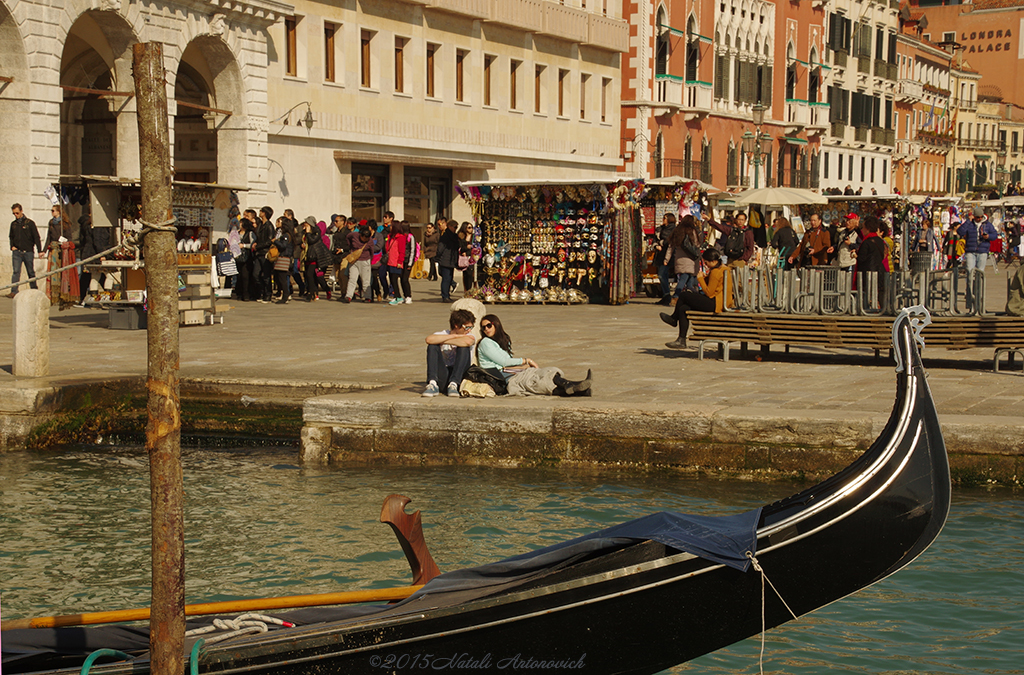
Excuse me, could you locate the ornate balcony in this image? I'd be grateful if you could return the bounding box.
[588,12,629,52]
[428,0,490,20]
[540,1,588,43]
[808,102,830,135]
[896,79,923,103]
[682,80,713,120]
[488,0,543,33]
[785,99,810,135]
[654,74,683,114]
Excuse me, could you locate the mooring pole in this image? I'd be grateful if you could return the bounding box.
[132,41,184,675]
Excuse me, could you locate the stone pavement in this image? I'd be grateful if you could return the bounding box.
[1,271,1022,474]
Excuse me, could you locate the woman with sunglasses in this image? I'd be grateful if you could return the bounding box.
[476,314,592,397]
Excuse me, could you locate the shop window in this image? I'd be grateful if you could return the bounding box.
[404,168,451,226]
[352,164,388,222]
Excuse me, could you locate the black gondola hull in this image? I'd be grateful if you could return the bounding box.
[4,313,950,675]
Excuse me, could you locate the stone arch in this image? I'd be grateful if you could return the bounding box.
[0,0,32,243]
[172,34,248,186]
[59,9,140,177]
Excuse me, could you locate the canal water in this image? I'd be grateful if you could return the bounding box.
[0,446,1020,674]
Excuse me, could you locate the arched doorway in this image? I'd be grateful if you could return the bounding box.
[174,37,246,185]
[0,1,32,206]
[59,11,138,178]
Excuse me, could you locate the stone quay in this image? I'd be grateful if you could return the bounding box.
[2,278,1021,487]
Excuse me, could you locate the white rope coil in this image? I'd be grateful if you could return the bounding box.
[184,613,292,645]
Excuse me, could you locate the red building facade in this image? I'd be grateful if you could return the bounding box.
[620,0,825,190]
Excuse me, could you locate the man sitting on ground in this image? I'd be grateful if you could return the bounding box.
[423,309,477,397]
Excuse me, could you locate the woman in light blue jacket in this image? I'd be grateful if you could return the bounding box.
[476,314,592,397]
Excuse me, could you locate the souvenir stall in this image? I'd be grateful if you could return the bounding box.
[61,177,236,327]
[456,179,646,305]
[999,195,1024,260]
[638,179,717,296]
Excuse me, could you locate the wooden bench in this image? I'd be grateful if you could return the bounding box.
[687,312,1024,371]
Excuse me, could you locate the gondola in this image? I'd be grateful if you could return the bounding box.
[3,309,950,675]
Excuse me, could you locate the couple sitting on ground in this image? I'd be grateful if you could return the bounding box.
[423,309,592,398]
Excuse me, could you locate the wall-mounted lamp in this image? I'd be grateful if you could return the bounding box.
[271,101,315,133]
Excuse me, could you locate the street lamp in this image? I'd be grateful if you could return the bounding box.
[742,103,773,188]
[271,101,316,132]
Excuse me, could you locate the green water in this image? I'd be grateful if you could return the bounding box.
[0,447,1020,674]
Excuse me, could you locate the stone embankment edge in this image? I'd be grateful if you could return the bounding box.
[300,396,1024,487]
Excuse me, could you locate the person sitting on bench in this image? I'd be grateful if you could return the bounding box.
[660,249,733,349]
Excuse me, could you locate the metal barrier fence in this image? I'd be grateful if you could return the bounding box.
[722,265,994,317]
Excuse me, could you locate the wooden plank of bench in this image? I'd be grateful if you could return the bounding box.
[685,312,1024,352]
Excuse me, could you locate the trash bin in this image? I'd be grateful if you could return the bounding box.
[911,251,931,275]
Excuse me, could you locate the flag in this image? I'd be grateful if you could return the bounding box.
[926,100,936,128]
[940,98,949,118]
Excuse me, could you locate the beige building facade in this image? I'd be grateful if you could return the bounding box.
[1,0,626,284]
[262,0,627,224]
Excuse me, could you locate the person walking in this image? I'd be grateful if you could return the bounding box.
[254,206,275,303]
[655,212,676,305]
[400,221,416,303]
[435,218,461,302]
[9,203,42,297]
[423,220,441,281]
[343,222,377,303]
[235,213,257,301]
[666,215,701,294]
[457,222,477,295]
[385,219,408,305]
[272,217,295,304]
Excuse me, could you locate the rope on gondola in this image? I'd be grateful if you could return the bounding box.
[184,612,294,646]
[0,217,177,294]
[746,552,798,675]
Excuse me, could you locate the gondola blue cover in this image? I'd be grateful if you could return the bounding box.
[505,508,763,572]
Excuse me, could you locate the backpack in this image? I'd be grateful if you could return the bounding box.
[724,228,746,259]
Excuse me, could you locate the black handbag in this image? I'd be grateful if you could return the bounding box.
[463,365,508,396]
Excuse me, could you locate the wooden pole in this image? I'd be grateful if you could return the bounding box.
[0,585,423,631]
[132,42,184,675]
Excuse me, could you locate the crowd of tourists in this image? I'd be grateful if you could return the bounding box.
[221,209,478,305]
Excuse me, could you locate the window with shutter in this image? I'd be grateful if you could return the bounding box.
[851,92,863,128]
[714,54,724,99]
[887,34,897,65]
[735,60,742,102]
[763,65,772,106]
[722,56,730,100]
[885,99,893,129]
